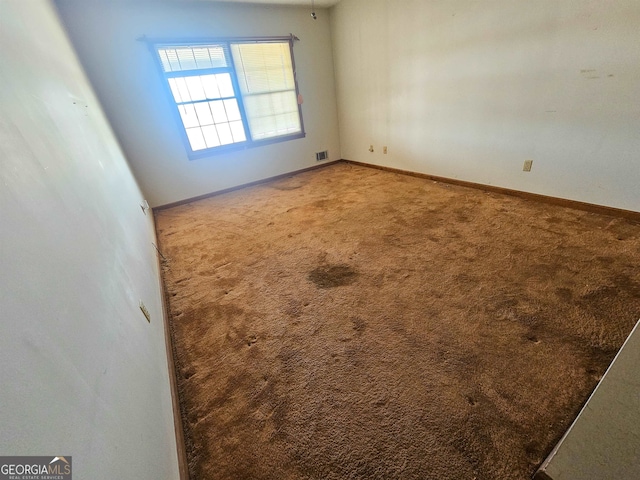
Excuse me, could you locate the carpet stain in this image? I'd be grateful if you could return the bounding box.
[308,264,359,289]
[555,287,573,301]
[351,316,366,333]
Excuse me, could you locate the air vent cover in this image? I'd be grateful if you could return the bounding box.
[316,150,329,161]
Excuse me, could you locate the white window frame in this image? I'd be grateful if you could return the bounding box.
[149,35,306,160]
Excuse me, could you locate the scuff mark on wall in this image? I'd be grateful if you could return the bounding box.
[581,69,600,79]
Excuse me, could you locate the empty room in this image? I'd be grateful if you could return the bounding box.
[1,0,639,479]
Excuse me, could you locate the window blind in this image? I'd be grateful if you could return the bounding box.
[231,42,301,141]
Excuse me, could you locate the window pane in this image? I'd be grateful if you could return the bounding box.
[244,94,270,117]
[159,48,181,72]
[216,73,234,98]
[210,101,228,124]
[229,120,246,142]
[223,99,241,122]
[185,76,206,102]
[186,127,206,151]
[157,44,228,72]
[231,42,294,95]
[249,116,270,140]
[276,113,297,134]
[178,104,200,129]
[207,46,227,68]
[194,102,214,126]
[158,50,173,72]
[202,125,221,148]
[174,77,191,103]
[175,48,197,71]
[168,78,183,103]
[174,75,229,103]
[283,111,301,131]
[231,42,302,141]
[192,47,212,69]
[277,91,299,114]
[243,91,300,139]
[216,123,234,145]
[201,75,221,99]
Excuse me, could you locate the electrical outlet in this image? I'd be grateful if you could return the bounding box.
[139,301,151,323]
[523,160,533,172]
[369,145,374,153]
[383,146,388,154]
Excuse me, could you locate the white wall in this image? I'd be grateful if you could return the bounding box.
[55,0,341,207]
[331,0,640,212]
[0,1,179,479]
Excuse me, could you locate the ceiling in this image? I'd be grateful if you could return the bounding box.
[182,0,341,6]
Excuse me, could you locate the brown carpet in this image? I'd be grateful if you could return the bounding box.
[155,162,640,480]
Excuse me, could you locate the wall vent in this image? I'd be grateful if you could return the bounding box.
[316,150,329,161]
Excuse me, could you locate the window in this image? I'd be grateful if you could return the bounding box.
[152,37,305,158]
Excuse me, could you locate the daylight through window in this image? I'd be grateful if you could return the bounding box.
[154,38,304,158]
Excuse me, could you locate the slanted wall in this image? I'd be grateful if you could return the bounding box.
[0,1,179,478]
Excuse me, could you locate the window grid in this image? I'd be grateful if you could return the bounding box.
[167,69,245,149]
